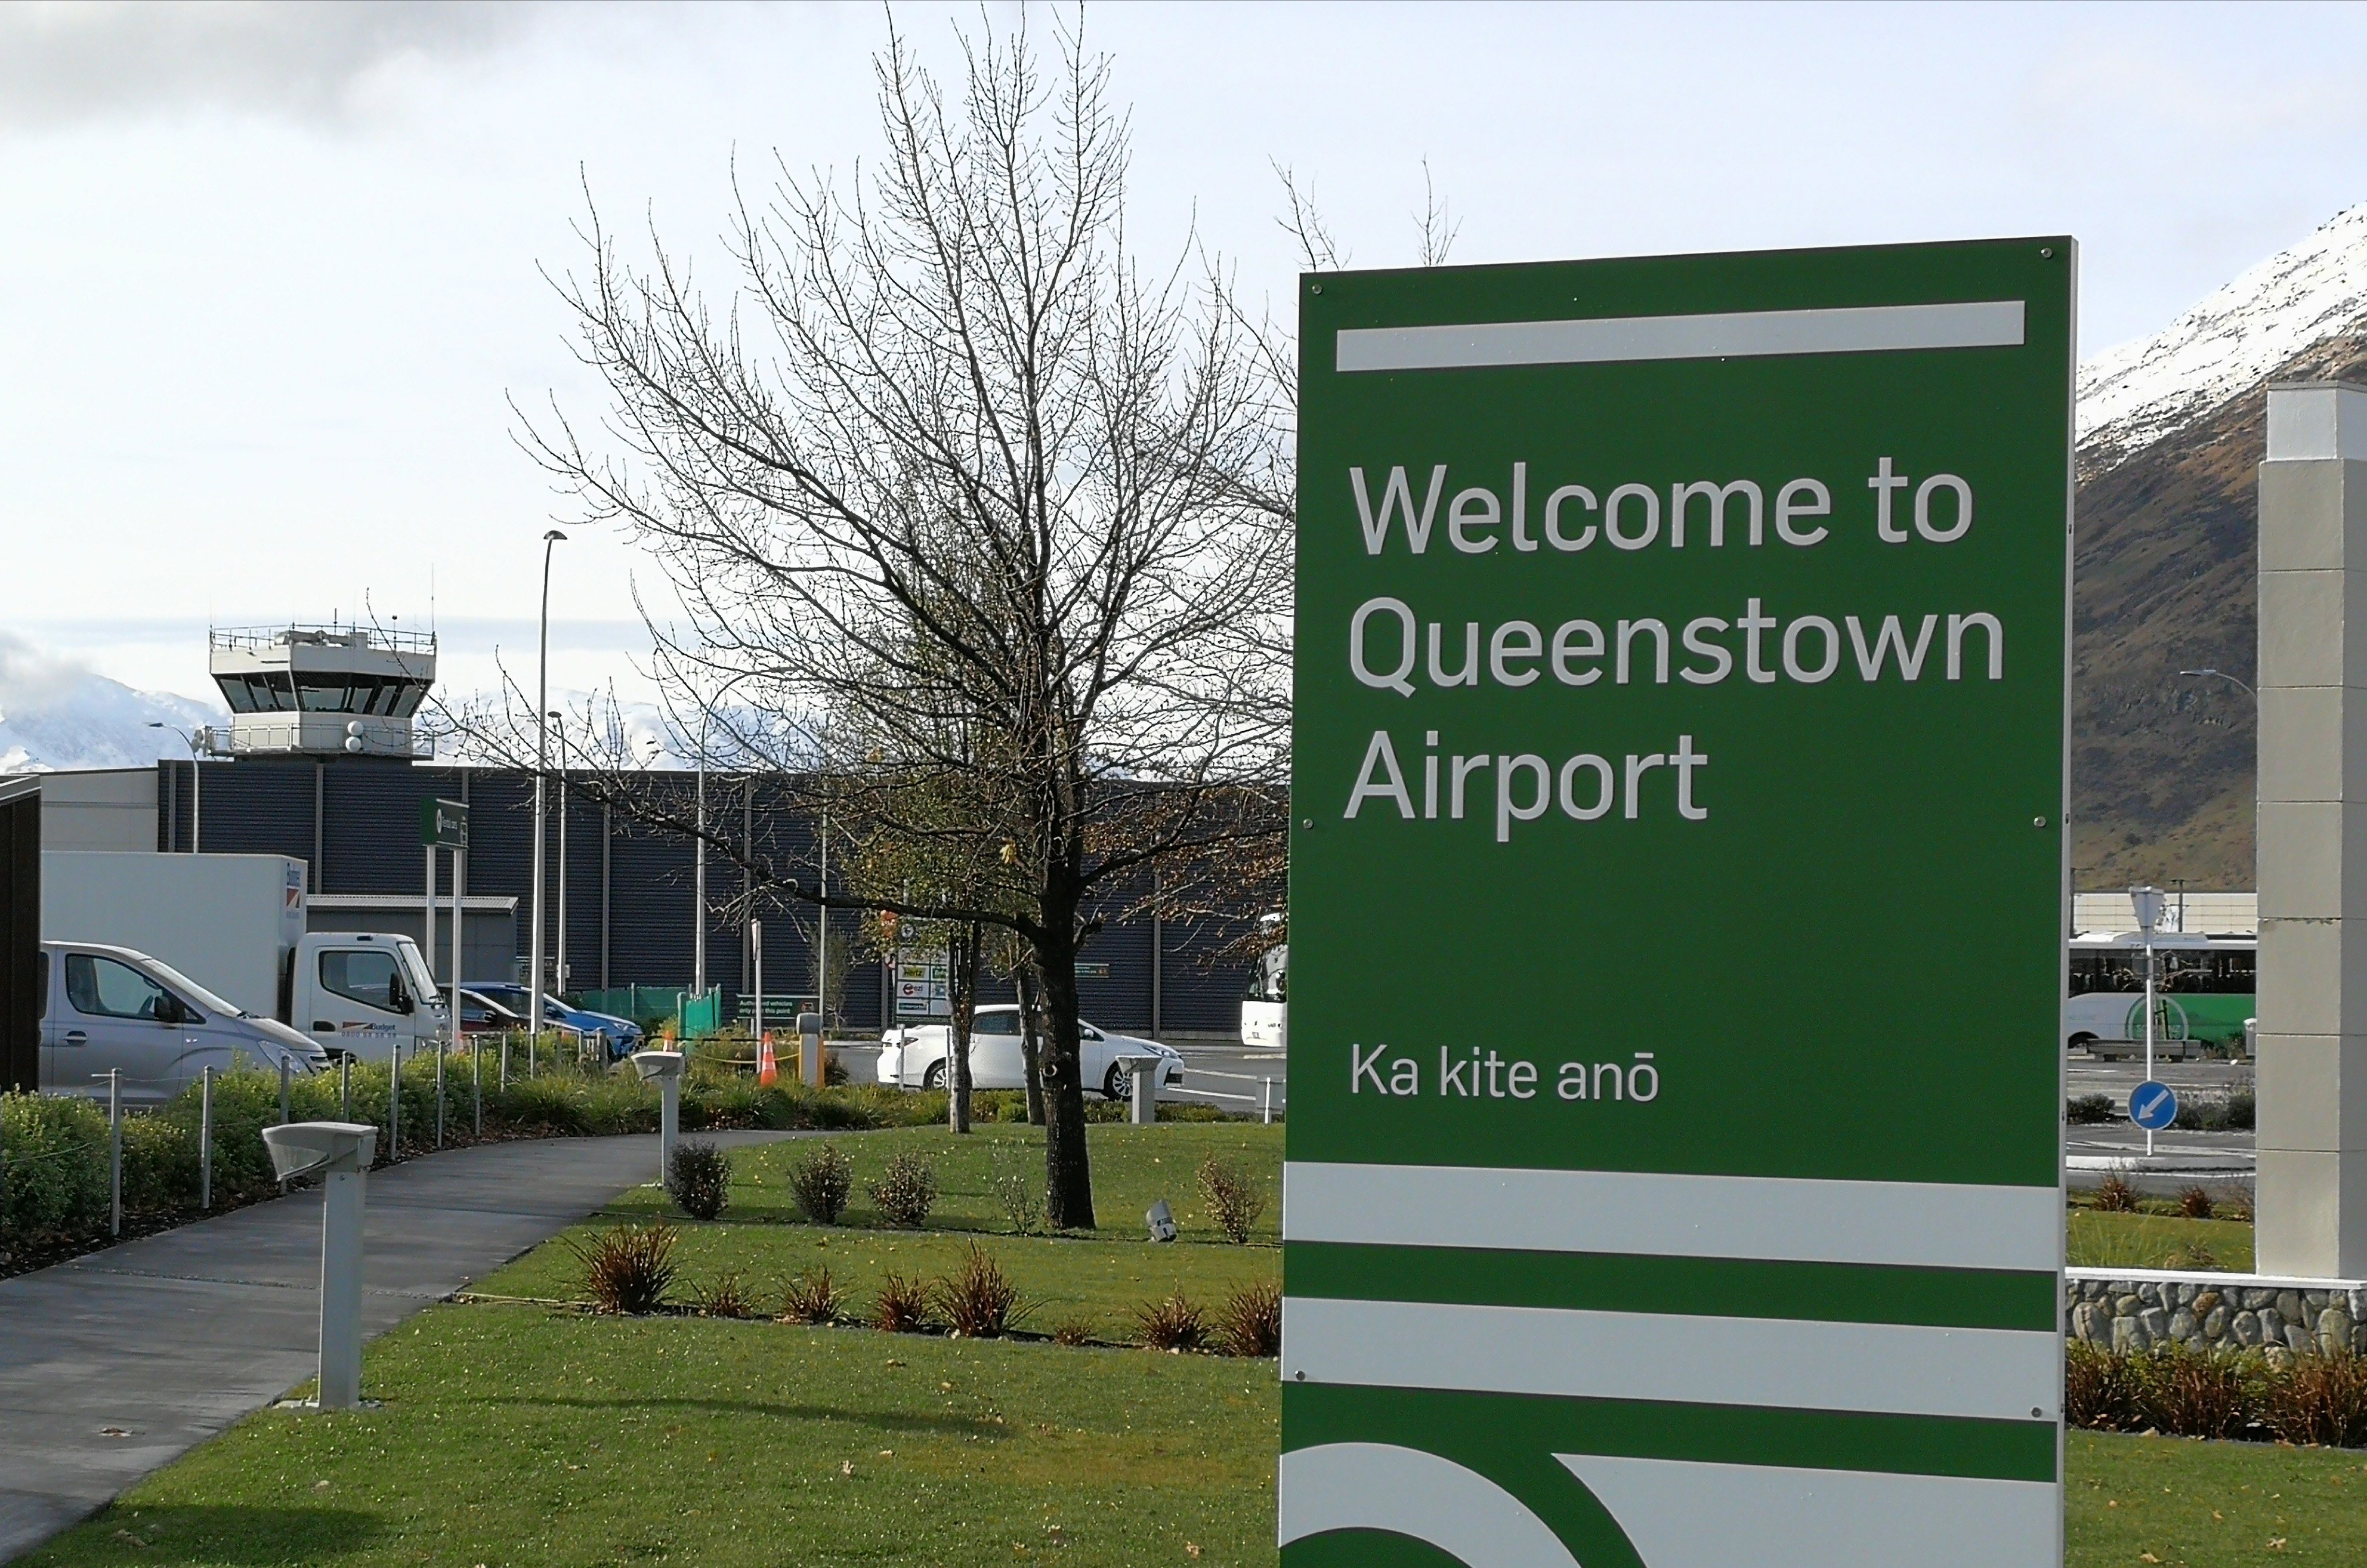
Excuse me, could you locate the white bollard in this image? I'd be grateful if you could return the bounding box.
[797,1012,823,1088]
[259,1122,379,1410]
[631,1050,686,1184]
[1123,1053,1161,1127]
[1262,1077,1274,1125]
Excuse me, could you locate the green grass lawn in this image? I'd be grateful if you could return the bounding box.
[24,1307,1280,1568]
[2068,1209,2257,1272]
[2070,1431,2367,1565]
[474,1123,1283,1343]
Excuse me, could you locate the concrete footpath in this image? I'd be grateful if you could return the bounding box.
[0,1130,787,1562]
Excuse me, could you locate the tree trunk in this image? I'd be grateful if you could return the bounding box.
[1035,920,1095,1229]
[1015,959,1047,1127]
[947,921,979,1134]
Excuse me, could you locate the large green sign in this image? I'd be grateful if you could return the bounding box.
[1284,240,2073,1567]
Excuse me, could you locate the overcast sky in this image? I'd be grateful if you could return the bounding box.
[5,0,2364,712]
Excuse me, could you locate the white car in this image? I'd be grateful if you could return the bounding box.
[877,1004,1184,1100]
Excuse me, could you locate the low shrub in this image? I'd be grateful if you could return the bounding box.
[1215,1281,1282,1357]
[7,1059,958,1264]
[991,1170,1042,1235]
[2217,1187,2256,1223]
[2134,1341,2257,1439]
[2181,1091,2256,1133]
[868,1153,939,1227]
[1050,1316,1097,1347]
[2065,1093,2116,1125]
[2091,1173,2140,1213]
[569,1223,678,1315]
[1133,1291,1205,1351]
[667,1140,732,1220]
[934,1243,1030,1339]
[1082,1097,1235,1124]
[1,1092,111,1246]
[872,1271,932,1334]
[118,1115,199,1217]
[787,1144,854,1225]
[2065,1342,2143,1432]
[2265,1351,2367,1447]
[2171,1239,2223,1270]
[780,1266,843,1325]
[1197,1158,1265,1245]
[688,1270,756,1319]
[2176,1185,2215,1220]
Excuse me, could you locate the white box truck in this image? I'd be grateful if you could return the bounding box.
[41,851,447,1064]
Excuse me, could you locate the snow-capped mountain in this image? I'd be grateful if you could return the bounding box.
[2071,201,2367,889]
[0,633,225,774]
[2078,202,2367,474]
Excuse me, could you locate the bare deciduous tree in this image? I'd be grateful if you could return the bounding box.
[514,11,1290,1227]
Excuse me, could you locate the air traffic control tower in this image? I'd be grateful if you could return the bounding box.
[207,624,437,759]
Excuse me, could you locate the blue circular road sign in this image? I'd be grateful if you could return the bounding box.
[2129,1080,2178,1131]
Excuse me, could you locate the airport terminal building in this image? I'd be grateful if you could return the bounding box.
[32,627,1258,1037]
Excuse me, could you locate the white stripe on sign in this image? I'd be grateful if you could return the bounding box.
[1556,1453,2057,1568]
[1281,1296,2059,1424]
[1280,1443,1578,1567]
[1334,299,2025,373]
[1283,1161,2059,1273]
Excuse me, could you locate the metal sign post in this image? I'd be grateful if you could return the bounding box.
[421,799,469,1110]
[1284,240,2075,1564]
[2132,885,2164,1157]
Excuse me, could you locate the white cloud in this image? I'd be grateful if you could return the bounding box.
[0,1,541,129]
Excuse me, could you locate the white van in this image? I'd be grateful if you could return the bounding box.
[36,940,326,1106]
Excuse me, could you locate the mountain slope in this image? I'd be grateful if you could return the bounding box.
[0,633,223,773]
[2071,205,2367,887]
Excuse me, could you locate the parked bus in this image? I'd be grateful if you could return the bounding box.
[2066,931,2254,1057]
[1242,943,1286,1051]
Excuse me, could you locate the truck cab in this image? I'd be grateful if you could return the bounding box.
[295,932,447,1063]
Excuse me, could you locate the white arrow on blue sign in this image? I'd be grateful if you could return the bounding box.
[2129,1080,2179,1131]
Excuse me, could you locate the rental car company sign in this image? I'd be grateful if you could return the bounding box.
[1283,240,2073,1567]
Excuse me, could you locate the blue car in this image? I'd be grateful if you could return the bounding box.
[465,984,645,1061]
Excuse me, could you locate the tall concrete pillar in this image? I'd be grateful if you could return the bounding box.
[2257,379,2367,1279]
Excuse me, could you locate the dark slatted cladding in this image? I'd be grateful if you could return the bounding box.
[148,760,1263,1034]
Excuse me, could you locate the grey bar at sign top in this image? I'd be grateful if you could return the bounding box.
[1335,299,2026,374]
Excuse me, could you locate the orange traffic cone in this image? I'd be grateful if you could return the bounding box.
[757,1031,778,1087]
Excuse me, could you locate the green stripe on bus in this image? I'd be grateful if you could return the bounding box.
[1286,1240,2058,1331]
[1283,1381,2059,1485]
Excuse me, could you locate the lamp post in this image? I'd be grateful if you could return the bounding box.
[2131,884,2165,1158]
[531,528,567,1048]
[551,710,568,1007]
[694,735,707,1000]
[149,723,218,852]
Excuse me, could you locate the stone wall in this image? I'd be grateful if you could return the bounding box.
[2066,1270,2367,1357]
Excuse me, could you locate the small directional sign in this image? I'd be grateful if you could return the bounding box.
[2130,1080,2179,1131]
[419,798,469,850]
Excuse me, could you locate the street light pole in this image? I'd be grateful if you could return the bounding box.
[149,723,215,852]
[2131,884,2165,1158]
[531,528,567,1047]
[551,710,567,1003]
[694,734,707,1000]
